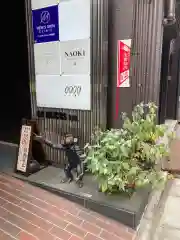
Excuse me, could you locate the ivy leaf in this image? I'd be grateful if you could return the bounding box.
[120,145,129,157]
[129,167,139,175]
[122,162,130,170]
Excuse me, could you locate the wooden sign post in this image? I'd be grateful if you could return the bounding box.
[15,119,46,177]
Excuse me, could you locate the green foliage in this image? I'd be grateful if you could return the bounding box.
[85,102,171,194]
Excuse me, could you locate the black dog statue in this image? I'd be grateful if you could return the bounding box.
[34,133,85,188]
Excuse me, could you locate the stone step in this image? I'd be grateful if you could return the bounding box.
[162,121,180,173]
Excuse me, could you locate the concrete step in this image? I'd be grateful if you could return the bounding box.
[162,121,180,173]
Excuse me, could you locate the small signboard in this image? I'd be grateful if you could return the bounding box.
[32,5,59,43]
[15,119,46,176]
[16,124,32,174]
[117,39,131,88]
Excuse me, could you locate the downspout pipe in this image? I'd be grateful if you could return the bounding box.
[163,0,176,25]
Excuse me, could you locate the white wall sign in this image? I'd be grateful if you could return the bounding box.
[36,75,91,110]
[34,41,61,75]
[31,0,59,10]
[17,125,32,173]
[60,39,90,75]
[59,0,90,41]
[32,0,91,111]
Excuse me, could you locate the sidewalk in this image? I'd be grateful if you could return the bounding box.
[136,123,180,240]
[0,174,135,240]
[137,178,180,240]
[154,178,180,239]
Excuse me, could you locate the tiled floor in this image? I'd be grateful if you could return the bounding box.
[0,174,135,240]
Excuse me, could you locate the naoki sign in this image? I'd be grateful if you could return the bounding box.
[65,49,86,58]
[117,39,131,88]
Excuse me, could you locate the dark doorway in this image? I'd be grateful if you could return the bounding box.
[159,31,170,123]
[166,42,180,120]
[0,0,31,144]
[177,53,180,120]
[159,32,180,123]
[159,22,178,123]
[159,1,180,123]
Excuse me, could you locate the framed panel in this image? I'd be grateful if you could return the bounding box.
[59,0,90,41]
[60,38,90,75]
[32,5,59,43]
[36,74,91,110]
[34,41,61,75]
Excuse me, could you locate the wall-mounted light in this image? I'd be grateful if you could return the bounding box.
[163,0,176,26]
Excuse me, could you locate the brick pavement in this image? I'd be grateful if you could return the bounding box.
[0,174,135,240]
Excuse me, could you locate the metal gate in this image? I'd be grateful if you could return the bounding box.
[25,0,108,164]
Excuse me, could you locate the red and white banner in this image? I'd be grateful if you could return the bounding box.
[117,39,131,88]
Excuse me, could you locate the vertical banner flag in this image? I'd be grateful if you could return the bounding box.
[117,39,131,88]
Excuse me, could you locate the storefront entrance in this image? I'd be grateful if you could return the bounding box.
[164,37,180,121]
[159,31,180,123]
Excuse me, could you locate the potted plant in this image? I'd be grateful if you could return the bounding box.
[84,102,172,195]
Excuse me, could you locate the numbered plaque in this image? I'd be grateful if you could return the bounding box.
[60,38,90,75]
[34,42,61,75]
[36,75,91,110]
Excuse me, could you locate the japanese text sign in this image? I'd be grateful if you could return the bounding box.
[117,39,131,88]
[16,125,32,173]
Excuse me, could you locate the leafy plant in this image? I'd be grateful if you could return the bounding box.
[84,102,172,195]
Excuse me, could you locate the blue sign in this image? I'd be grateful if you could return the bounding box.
[32,5,59,43]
